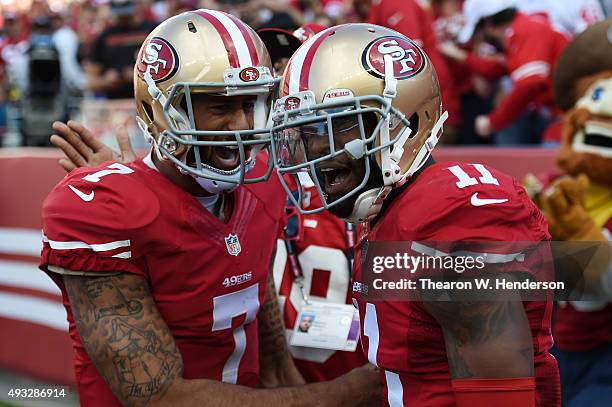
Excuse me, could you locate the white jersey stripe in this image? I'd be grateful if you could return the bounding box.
[112,251,132,259]
[46,238,131,252]
[206,9,252,67]
[511,61,550,81]
[364,302,379,366]
[411,242,525,263]
[385,371,405,407]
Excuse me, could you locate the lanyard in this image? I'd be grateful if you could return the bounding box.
[344,221,356,277]
[283,220,357,304]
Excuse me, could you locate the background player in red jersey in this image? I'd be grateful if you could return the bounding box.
[271,23,560,406]
[41,11,379,407]
[273,173,369,382]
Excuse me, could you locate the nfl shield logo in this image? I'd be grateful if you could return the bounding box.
[224,234,241,256]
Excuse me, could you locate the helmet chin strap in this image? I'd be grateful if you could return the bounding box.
[346,56,448,223]
[192,173,239,194]
[190,156,258,194]
[346,187,387,223]
[346,55,397,223]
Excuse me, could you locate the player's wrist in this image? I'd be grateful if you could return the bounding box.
[259,354,305,387]
[331,364,381,406]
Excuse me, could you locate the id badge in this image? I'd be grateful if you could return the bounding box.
[290,300,359,351]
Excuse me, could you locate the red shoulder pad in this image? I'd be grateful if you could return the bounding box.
[40,162,159,276]
[401,162,550,242]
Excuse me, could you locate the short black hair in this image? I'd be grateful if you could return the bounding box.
[485,7,517,27]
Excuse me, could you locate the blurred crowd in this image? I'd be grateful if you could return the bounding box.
[0,0,610,146]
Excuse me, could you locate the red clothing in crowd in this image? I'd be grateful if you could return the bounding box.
[465,13,568,133]
[367,0,461,126]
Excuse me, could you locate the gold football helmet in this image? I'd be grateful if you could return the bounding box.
[134,9,276,192]
[271,23,447,222]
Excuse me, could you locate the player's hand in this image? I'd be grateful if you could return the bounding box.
[540,174,605,241]
[122,66,134,81]
[50,120,136,172]
[438,41,467,61]
[475,115,493,138]
[523,173,544,201]
[336,364,382,406]
[103,69,123,88]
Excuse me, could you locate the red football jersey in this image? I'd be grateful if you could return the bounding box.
[273,174,368,382]
[487,13,568,131]
[39,156,285,406]
[351,162,560,407]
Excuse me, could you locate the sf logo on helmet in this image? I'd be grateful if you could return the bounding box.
[284,96,301,110]
[239,67,260,82]
[137,37,179,82]
[363,36,425,80]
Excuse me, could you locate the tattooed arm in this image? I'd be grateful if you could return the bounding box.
[422,274,534,379]
[258,245,305,387]
[63,272,380,407]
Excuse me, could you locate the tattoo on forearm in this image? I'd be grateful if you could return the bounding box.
[109,319,178,398]
[258,271,289,361]
[64,273,182,406]
[423,279,534,379]
[84,277,143,320]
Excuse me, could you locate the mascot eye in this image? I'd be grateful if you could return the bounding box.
[592,86,604,101]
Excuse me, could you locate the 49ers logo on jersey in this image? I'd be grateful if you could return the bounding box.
[136,37,179,83]
[362,36,425,80]
[239,67,260,82]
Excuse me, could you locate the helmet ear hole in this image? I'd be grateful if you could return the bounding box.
[408,113,419,137]
[141,102,154,123]
[362,112,377,133]
[179,97,188,114]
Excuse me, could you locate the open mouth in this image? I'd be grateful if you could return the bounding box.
[572,120,612,158]
[585,133,612,148]
[213,146,241,169]
[188,145,252,173]
[319,166,352,197]
[583,121,612,147]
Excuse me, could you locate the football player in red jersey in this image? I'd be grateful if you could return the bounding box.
[257,24,369,382]
[273,174,369,382]
[52,21,371,388]
[40,11,380,407]
[271,23,561,406]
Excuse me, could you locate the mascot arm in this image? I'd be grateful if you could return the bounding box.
[538,174,611,297]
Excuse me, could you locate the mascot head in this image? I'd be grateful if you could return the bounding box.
[553,19,612,188]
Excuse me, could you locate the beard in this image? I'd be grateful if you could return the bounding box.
[318,156,384,220]
[483,33,505,53]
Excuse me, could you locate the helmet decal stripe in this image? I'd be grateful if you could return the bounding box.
[205,10,254,67]
[225,12,260,66]
[283,59,294,96]
[191,10,242,68]
[287,28,333,95]
[298,28,334,92]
